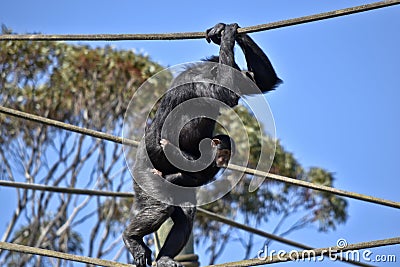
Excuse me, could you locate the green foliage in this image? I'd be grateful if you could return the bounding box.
[1,27,167,140]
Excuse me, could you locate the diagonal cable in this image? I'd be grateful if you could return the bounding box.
[1,105,399,209]
[0,179,384,267]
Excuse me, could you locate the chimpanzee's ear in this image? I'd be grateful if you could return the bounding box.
[211,138,221,147]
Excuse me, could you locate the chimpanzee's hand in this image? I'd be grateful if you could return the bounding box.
[219,23,238,51]
[222,23,239,39]
[160,139,170,150]
[151,168,163,176]
[205,23,226,45]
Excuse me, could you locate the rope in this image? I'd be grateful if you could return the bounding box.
[0,242,132,267]
[0,106,138,147]
[0,1,399,41]
[203,237,400,267]
[1,105,400,209]
[1,237,398,267]
[0,180,387,267]
[0,179,389,267]
[227,164,400,209]
[0,180,133,198]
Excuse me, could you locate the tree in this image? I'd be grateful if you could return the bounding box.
[0,27,347,266]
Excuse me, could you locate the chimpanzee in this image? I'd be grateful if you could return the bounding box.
[123,23,281,267]
[154,134,234,187]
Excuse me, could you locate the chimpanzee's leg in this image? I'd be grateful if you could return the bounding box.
[123,195,175,267]
[235,32,282,92]
[156,205,196,267]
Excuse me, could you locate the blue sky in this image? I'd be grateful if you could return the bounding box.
[1,0,399,266]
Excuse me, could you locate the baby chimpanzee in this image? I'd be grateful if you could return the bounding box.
[153,134,234,187]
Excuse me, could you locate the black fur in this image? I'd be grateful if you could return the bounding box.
[123,23,281,267]
[160,134,233,187]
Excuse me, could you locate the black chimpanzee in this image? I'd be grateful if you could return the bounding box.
[123,23,281,267]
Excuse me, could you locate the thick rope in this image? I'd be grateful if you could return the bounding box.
[1,237,398,267]
[0,179,388,267]
[228,163,400,209]
[1,105,399,209]
[0,1,399,41]
[0,242,132,267]
[0,106,138,147]
[0,180,133,198]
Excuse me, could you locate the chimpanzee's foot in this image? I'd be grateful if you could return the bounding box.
[156,256,183,267]
[122,235,152,267]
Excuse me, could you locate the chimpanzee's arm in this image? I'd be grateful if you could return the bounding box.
[235,32,282,93]
[206,23,238,68]
[164,173,203,187]
[218,23,238,67]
